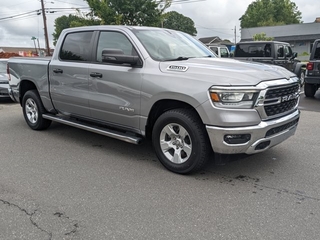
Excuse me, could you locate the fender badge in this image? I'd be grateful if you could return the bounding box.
[167,65,188,72]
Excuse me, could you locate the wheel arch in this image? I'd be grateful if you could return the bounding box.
[19,80,37,105]
[145,99,204,140]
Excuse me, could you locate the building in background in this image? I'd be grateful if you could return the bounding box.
[241,19,320,61]
[0,47,53,57]
[198,36,234,52]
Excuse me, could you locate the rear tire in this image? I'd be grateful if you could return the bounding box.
[152,109,211,174]
[22,90,51,130]
[304,83,317,98]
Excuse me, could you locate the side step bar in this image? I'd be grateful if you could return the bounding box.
[42,114,143,145]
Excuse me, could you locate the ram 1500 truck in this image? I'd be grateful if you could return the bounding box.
[304,39,320,97]
[8,26,301,174]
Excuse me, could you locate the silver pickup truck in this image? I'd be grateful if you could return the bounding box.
[8,26,300,174]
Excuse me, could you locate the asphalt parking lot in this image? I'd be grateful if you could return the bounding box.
[0,98,320,239]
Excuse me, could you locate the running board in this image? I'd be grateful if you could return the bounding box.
[42,114,142,145]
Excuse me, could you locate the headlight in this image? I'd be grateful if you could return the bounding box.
[210,88,259,109]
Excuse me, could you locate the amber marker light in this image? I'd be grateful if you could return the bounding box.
[210,92,220,102]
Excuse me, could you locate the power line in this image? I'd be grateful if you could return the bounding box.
[0,7,87,22]
[0,10,39,21]
[53,0,88,7]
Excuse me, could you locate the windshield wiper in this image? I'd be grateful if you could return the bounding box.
[165,56,190,61]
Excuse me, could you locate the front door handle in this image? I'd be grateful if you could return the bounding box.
[53,68,63,74]
[90,72,103,78]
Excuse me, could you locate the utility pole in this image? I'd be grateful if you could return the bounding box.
[234,26,237,45]
[40,0,51,56]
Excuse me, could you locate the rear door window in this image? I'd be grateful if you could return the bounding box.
[235,43,270,57]
[277,46,284,58]
[60,31,94,61]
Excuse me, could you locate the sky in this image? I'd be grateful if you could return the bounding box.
[1,0,320,50]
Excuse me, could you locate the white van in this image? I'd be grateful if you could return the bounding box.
[207,45,230,58]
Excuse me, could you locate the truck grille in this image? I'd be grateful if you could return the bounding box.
[265,118,299,137]
[264,84,299,117]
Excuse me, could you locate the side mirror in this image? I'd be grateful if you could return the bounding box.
[102,48,139,66]
[289,52,298,60]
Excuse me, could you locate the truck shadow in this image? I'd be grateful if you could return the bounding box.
[47,122,280,178]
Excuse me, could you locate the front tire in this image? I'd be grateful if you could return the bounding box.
[304,83,317,98]
[152,109,211,174]
[22,90,51,130]
[298,69,305,87]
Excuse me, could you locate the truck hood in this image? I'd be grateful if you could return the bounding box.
[159,57,295,86]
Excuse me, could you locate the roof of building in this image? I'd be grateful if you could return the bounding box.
[198,36,221,44]
[241,22,320,42]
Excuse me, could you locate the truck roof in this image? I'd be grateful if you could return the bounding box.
[62,25,171,33]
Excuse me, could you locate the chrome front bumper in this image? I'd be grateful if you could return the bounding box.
[206,110,300,154]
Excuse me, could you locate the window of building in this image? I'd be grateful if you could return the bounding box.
[60,31,94,61]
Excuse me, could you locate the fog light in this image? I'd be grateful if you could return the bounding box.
[255,141,271,150]
[224,134,251,144]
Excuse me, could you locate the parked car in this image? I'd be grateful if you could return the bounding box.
[0,59,11,100]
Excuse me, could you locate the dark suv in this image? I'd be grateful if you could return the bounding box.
[304,39,320,97]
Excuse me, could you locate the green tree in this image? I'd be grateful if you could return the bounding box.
[162,11,197,36]
[52,12,100,45]
[85,0,170,26]
[52,0,172,44]
[240,0,302,28]
[253,32,274,41]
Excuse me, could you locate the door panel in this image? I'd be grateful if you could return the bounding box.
[88,31,143,129]
[49,31,94,117]
[88,64,142,129]
[49,61,90,116]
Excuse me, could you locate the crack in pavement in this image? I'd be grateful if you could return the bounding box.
[0,199,80,239]
[54,212,79,236]
[0,199,52,239]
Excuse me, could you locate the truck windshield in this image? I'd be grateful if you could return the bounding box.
[133,29,215,61]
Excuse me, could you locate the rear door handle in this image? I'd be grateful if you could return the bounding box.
[53,68,63,74]
[90,72,103,78]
